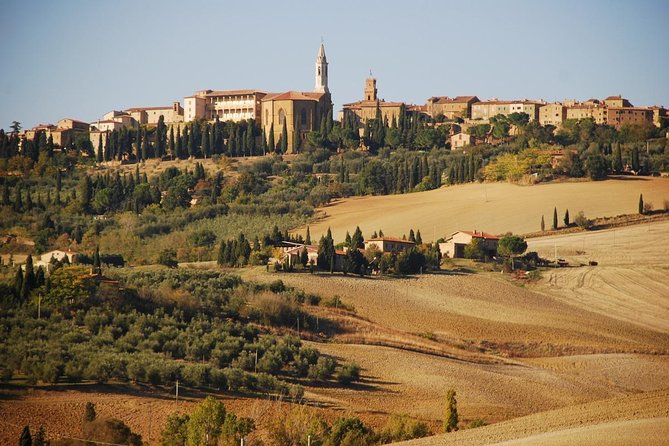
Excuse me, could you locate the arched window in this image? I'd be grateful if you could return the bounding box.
[278,109,285,125]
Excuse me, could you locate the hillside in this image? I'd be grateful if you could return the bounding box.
[301,177,669,241]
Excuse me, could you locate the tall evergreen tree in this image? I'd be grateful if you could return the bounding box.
[443,389,459,433]
[639,193,644,214]
[564,209,570,227]
[141,129,149,161]
[612,143,623,172]
[541,215,545,231]
[96,133,103,162]
[280,120,288,154]
[19,426,32,446]
[156,115,166,158]
[552,207,558,230]
[202,124,210,158]
[168,125,175,159]
[21,254,35,301]
[187,125,195,158]
[305,226,311,245]
[268,123,275,152]
[175,125,183,159]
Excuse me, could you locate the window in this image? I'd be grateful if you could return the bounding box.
[278,109,285,125]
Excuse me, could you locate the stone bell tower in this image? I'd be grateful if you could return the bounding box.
[314,42,329,94]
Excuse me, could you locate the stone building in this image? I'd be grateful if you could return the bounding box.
[260,43,332,152]
[342,77,405,127]
[184,90,267,123]
[426,96,479,120]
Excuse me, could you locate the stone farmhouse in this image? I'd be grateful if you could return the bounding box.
[439,230,499,259]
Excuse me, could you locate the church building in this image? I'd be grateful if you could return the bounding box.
[261,43,333,153]
[342,77,405,127]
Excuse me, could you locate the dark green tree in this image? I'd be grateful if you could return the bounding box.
[552,207,558,230]
[19,426,32,446]
[443,389,459,433]
[305,226,311,245]
[85,402,97,422]
[268,123,275,152]
[280,120,288,154]
[350,226,364,249]
[564,209,570,227]
[639,193,644,214]
[541,215,545,231]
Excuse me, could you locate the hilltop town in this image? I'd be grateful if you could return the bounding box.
[9,43,669,160]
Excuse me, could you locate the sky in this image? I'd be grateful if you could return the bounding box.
[1,0,668,130]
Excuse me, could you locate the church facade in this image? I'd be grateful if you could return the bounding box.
[261,43,332,153]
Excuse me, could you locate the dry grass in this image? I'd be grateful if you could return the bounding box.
[299,176,669,242]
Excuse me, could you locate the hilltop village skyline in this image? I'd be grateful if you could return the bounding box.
[9,42,669,157]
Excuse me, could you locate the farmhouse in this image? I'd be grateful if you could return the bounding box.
[283,245,318,268]
[439,230,499,259]
[40,250,78,265]
[364,237,415,254]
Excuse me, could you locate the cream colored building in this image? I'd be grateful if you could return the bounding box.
[126,101,184,125]
[603,95,633,108]
[471,100,544,122]
[364,237,415,253]
[439,230,499,259]
[450,132,473,149]
[565,104,608,124]
[539,103,567,127]
[184,90,267,122]
[426,96,479,119]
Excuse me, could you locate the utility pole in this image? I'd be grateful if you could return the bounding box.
[175,380,179,403]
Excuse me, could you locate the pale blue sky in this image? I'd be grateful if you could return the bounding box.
[1,0,668,130]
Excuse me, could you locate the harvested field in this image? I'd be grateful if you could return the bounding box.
[527,220,669,334]
[391,389,669,446]
[301,177,669,242]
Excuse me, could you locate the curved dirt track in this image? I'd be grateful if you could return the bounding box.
[302,177,669,242]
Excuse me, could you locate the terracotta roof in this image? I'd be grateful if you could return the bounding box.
[429,95,479,104]
[262,91,326,102]
[366,237,415,244]
[605,95,624,100]
[459,230,500,240]
[59,118,89,125]
[342,99,405,109]
[205,89,267,97]
[475,100,543,106]
[126,106,174,112]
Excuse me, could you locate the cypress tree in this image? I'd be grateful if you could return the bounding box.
[280,120,288,154]
[13,187,22,212]
[268,123,275,151]
[552,207,558,230]
[639,193,644,214]
[246,120,255,156]
[135,128,142,159]
[187,125,195,158]
[443,389,459,433]
[19,426,32,446]
[141,130,149,161]
[541,215,545,231]
[168,126,175,159]
[202,124,210,158]
[564,209,570,227]
[209,124,215,156]
[156,115,166,158]
[409,229,416,243]
[175,126,183,159]
[305,226,311,245]
[21,254,35,301]
[613,143,623,172]
[415,230,422,245]
[96,133,103,162]
[14,267,23,299]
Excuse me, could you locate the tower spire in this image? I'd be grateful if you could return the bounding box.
[314,42,329,94]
